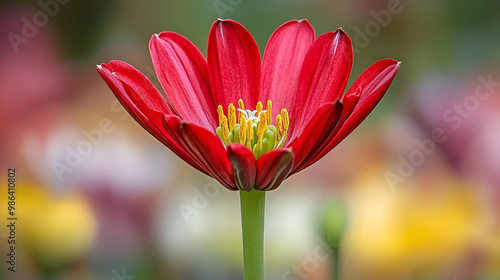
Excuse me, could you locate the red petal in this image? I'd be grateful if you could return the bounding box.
[288,29,353,143]
[332,59,400,146]
[260,19,315,117]
[99,60,173,114]
[97,62,206,174]
[161,114,208,174]
[294,59,400,173]
[288,101,343,174]
[255,148,294,191]
[207,19,261,109]
[228,144,256,191]
[339,88,362,122]
[150,32,217,131]
[166,117,236,190]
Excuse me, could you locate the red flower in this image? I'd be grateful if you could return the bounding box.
[97,19,400,191]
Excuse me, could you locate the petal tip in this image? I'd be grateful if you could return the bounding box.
[389,59,402,71]
[297,19,313,30]
[150,33,162,46]
[336,27,347,37]
[216,18,233,23]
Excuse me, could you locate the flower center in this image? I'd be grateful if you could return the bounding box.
[215,99,289,158]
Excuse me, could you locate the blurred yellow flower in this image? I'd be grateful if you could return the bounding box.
[343,169,481,279]
[1,182,96,266]
[474,213,500,278]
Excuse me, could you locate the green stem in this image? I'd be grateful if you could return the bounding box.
[332,247,340,280]
[240,189,266,280]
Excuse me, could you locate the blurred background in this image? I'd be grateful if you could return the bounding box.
[1,0,499,279]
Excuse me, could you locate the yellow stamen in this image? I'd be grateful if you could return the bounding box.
[257,112,267,137]
[280,109,289,131]
[228,103,236,131]
[266,100,272,124]
[276,114,283,143]
[256,101,263,115]
[238,99,245,110]
[239,115,247,144]
[217,105,224,126]
[256,112,268,156]
[238,99,245,121]
[221,115,229,139]
[215,99,290,159]
[247,120,253,146]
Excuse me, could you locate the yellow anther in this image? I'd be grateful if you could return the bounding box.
[266,100,272,124]
[238,99,245,110]
[221,115,229,139]
[239,113,247,125]
[238,99,245,121]
[256,101,263,115]
[217,105,224,126]
[257,112,268,137]
[239,116,247,144]
[228,103,236,131]
[280,109,289,131]
[247,120,253,141]
[276,114,283,142]
[216,99,289,157]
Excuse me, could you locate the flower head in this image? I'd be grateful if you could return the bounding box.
[97,19,400,191]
